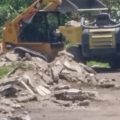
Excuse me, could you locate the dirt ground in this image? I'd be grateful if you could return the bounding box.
[0,49,120,120]
[18,69,120,120]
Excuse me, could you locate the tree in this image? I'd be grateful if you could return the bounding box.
[0,0,32,36]
[102,0,120,20]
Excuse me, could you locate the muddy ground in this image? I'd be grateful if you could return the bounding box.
[0,49,120,120]
[10,69,120,120]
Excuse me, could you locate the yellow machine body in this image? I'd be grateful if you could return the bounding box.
[2,0,63,58]
[59,25,82,44]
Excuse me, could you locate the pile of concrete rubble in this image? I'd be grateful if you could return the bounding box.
[0,50,116,119]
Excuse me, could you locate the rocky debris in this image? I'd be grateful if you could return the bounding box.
[38,72,54,85]
[52,88,94,107]
[9,117,23,120]
[0,105,15,114]
[54,89,97,102]
[5,52,19,62]
[0,84,17,97]
[0,98,22,115]
[36,85,51,96]
[97,78,116,88]
[51,65,63,83]
[53,88,98,107]
[77,100,90,106]
[0,81,20,97]
[0,98,22,109]
[0,50,117,116]
[17,95,37,103]
[51,99,72,107]
[54,84,70,90]
[2,114,31,120]
[49,51,98,85]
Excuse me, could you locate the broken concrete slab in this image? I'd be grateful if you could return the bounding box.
[17,95,37,103]
[38,72,54,85]
[0,84,18,97]
[51,65,63,83]
[0,105,15,114]
[60,69,85,83]
[54,89,81,101]
[18,78,35,95]
[98,82,115,88]
[51,99,71,107]
[36,85,51,96]
[32,57,48,71]
[54,89,98,102]
[79,63,97,74]
[77,100,90,106]
[58,50,74,58]
[97,78,116,88]
[0,62,6,67]
[8,114,31,120]
[0,98,22,109]
[63,61,77,71]
[54,84,70,90]
[5,52,18,62]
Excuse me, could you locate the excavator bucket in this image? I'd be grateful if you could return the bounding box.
[58,0,108,13]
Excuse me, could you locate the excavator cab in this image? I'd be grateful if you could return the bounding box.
[92,13,116,26]
[19,11,63,46]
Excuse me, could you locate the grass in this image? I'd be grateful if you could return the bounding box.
[0,66,13,78]
[87,61,110,68]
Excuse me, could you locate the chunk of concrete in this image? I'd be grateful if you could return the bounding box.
[0,84,18,97]
[36,85,51,96]
[17,95,37,103]
[5,52,18,62]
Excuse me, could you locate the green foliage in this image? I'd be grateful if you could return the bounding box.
[102,0,120,20]
[0,66,13,78]
[87,61,110,68]
[0,0,33,37]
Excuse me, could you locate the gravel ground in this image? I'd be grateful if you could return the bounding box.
[19,69,120,120]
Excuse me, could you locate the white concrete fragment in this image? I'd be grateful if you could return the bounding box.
[36,85,51,96]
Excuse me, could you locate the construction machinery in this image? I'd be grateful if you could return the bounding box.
[2,0,108,61]
[3,0,118,67]
[2,0,64,61]
[59,0,120,68]
[80,13,120,68]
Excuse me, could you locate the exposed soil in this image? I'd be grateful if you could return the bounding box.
[0,50,120,120]
[23,70,120,120]
[6,70,119,120]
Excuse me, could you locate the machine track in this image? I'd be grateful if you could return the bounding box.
[14,46,48,61]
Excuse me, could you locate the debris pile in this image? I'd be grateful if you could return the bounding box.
[52,88,98,107]
[0,50,116,117]
[49,51,97,85]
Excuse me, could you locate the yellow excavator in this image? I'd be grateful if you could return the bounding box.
[2,0,64,60]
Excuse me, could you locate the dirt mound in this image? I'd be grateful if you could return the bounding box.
[0,50,116,118]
